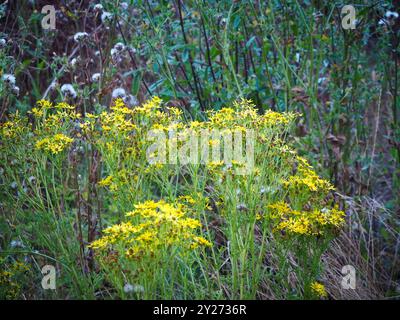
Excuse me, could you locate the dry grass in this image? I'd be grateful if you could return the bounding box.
[323,195,399,300]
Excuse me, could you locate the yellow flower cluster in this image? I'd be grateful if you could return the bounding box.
[30,99,52,117]
[257,110,293,126]
[310,281,328,298]
[1,96,346,299]
[0,260,29,300]
[132,95,163,115]
[178,195,197,205]
[90,200,211,259]
[77,97,298,182]
[97,170,136,192]
[283,157,335,193]
[30,100,77,118]
[206,99,297,130]
[96,96,168,139]
[35,133,74,154]
[268,201,345,236]
[100,99,137,135]
[0,112,26,140]
[98,175,113,187]
[91,97,177,177]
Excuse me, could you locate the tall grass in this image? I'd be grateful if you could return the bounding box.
[0,0,399,299]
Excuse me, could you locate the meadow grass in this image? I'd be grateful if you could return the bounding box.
[0,1,399,300]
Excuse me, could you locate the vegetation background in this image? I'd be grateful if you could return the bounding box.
[0,0,399,299]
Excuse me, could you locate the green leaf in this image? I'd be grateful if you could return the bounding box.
[131,71,142,96]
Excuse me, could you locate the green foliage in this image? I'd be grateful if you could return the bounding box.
[0,0,399,300]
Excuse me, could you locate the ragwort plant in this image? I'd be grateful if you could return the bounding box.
[0,97,344,299]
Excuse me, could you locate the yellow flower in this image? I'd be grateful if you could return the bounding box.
[167,107,183,118]
[282,157,335,193]
[36,99,53,110]
[31,107,44,117]
[92,199,210,260]
[310,281,328,298]
[135,230,155,243]
[98,175,113,187]
[190,121,204,129]
[0,113,26,139]
[86,113,98,119]
[35,133,73,154]
[268,201,345,236]
[190,236,212,249]
[55,102,75,110]
[257,110,292,126]
[178,195,196,205]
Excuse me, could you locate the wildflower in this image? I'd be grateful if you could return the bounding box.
[73,32,89,43]
[10,240,24,248]
[110,48,119,61]
[0,38,6,49]
[123,283,134,293]
[2,74,16,86]
[28,176,36,184]
[70,57,79,68]
[278,217,310,235]
[91,73,101,82]
[61,84,77,99]
[318,77,327,85]
[190,121,203,129]
[126,46,137,54]
[98,175,113,187]
[55,102,75,110]
[93,3,103,12]
[12,86,19,96]
[310,282,327,298]
[91,200,211,260]
[114,42,125,52]
[267,201,345,236]
[36,99,53,110]
[190,236,212,249]
[120,2,129,10]
[101,11,113,24]
[112,88,126,99]
[178,195,196,205]
[385,11,399,19]
[35,133,74,155]
[283,157,334,193]
[257,110,295,127]
[325,207,346,228]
